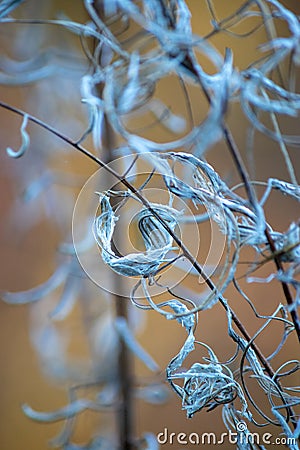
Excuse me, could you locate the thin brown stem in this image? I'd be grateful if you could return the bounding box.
[0,100,276,380]
[223,126,300,342]
[265,228,300,341]
[180,52,300,342]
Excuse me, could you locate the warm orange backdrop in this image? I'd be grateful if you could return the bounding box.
[0,1,299,449]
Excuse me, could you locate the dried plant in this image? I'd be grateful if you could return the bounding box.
[0,1,299,449]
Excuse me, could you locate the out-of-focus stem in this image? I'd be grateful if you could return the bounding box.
[89,0,135,444]
[101,115,134,450]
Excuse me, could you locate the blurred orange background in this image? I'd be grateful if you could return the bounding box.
[0,1,299,449]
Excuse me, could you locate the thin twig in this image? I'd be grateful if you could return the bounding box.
[179,52,300,342]
[0,100,276,380]
[223,126,300,342]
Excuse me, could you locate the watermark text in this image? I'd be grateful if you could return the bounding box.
[157,424,297,446]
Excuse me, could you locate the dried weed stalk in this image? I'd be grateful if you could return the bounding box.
[0,0,299,449]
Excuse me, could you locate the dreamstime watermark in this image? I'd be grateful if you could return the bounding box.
[156,423,297,446]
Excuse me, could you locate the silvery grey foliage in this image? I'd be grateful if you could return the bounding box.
[0,0,299,449]
[0,0,24,17]
[93,193,181,276]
